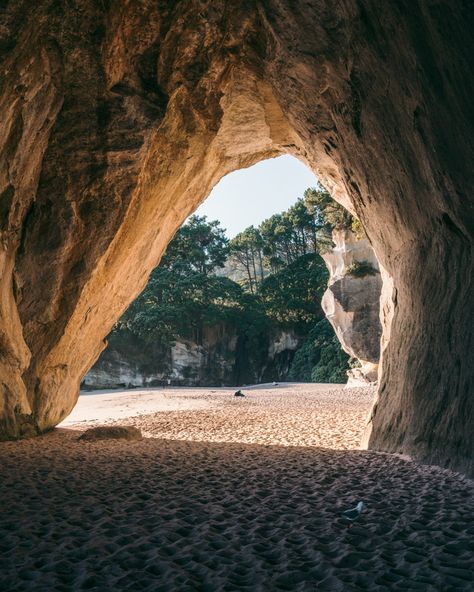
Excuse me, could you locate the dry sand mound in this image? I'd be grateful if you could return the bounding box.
[78,425,142,442]
[1,385,473,591]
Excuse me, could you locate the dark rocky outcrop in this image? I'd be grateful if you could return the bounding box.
[0,1,473,474]
[83,326,300,389]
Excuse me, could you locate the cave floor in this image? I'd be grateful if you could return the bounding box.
[1,385,473,591]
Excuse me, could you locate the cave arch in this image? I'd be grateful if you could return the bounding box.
[0,1,472,474]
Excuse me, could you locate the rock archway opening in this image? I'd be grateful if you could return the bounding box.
[82,153,382,393]
[0,1,472,476]
[71,152,382,452]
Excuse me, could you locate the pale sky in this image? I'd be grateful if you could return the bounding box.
[194,155,318,238]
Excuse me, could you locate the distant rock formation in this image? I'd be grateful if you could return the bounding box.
[83,325,301,389]
[321,229,382,384]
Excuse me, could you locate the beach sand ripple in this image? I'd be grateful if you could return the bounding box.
[1,385,473,591]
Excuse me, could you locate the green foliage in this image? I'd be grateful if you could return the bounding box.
[288,319,349,383]
[303,184,352,230]
[346,260,378,277]
[117,267,265,348]
[161,214,229,275]
[115,216,271,358]
[351,217,365,239]
[259,254,327,329]
[259,199,319,271]
[228,184,362,277]
[311,342,349,383]
[229,226,265,293]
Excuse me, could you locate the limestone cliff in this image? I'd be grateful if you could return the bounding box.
[0,1,473,475]
[84,330,234,389]
[321,229,382,384]
[83,326,300,389]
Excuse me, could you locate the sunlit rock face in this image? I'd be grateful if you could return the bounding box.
[321,229,382,384]
[0,1,473,474]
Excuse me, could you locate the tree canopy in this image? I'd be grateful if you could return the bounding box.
[161,214,229,275]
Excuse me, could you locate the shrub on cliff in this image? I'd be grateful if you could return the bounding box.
[288,319,349,383]
[346,260,378,278]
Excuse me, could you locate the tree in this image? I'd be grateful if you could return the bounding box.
[288,318,350,383]
[303,184,353,231]
[112,189,351,385]
[116,216,268,350]
[117,266,265,347]
[285,199,316,256]
[161,214,229,275]
[258,253,328,330]
[259,213,294,270]
[229,226,265,292]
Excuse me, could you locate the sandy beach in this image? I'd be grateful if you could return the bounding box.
[62,383,374,449]
[2,384,474,591]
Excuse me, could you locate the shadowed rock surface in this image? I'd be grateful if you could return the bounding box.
[0,1,473,474]
[83,325,301,389]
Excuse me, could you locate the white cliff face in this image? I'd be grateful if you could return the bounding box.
[83,325,299,389]
[321,229,382,384]
[268,332,299,357]
[83,327,239,389]
[322,228,380,281]
[170,342,205,380]
[84,353,148,389]
[170,336,237,384]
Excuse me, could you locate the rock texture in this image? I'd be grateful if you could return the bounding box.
[83,326,300,388]
[0,1,473,474]
[321,228,382,384]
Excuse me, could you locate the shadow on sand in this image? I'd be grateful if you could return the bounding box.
[1,428,473,591]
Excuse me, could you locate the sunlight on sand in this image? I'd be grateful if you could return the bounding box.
[64,383,375,449]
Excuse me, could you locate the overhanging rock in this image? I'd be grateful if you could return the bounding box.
[0,1,472,475]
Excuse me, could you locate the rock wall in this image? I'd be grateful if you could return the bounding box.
[0,1,473,474]
[83,326,300,388]
[321,229,382,384]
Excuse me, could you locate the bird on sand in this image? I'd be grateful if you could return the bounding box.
[234,390,245,397]
[341,501,365,522]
